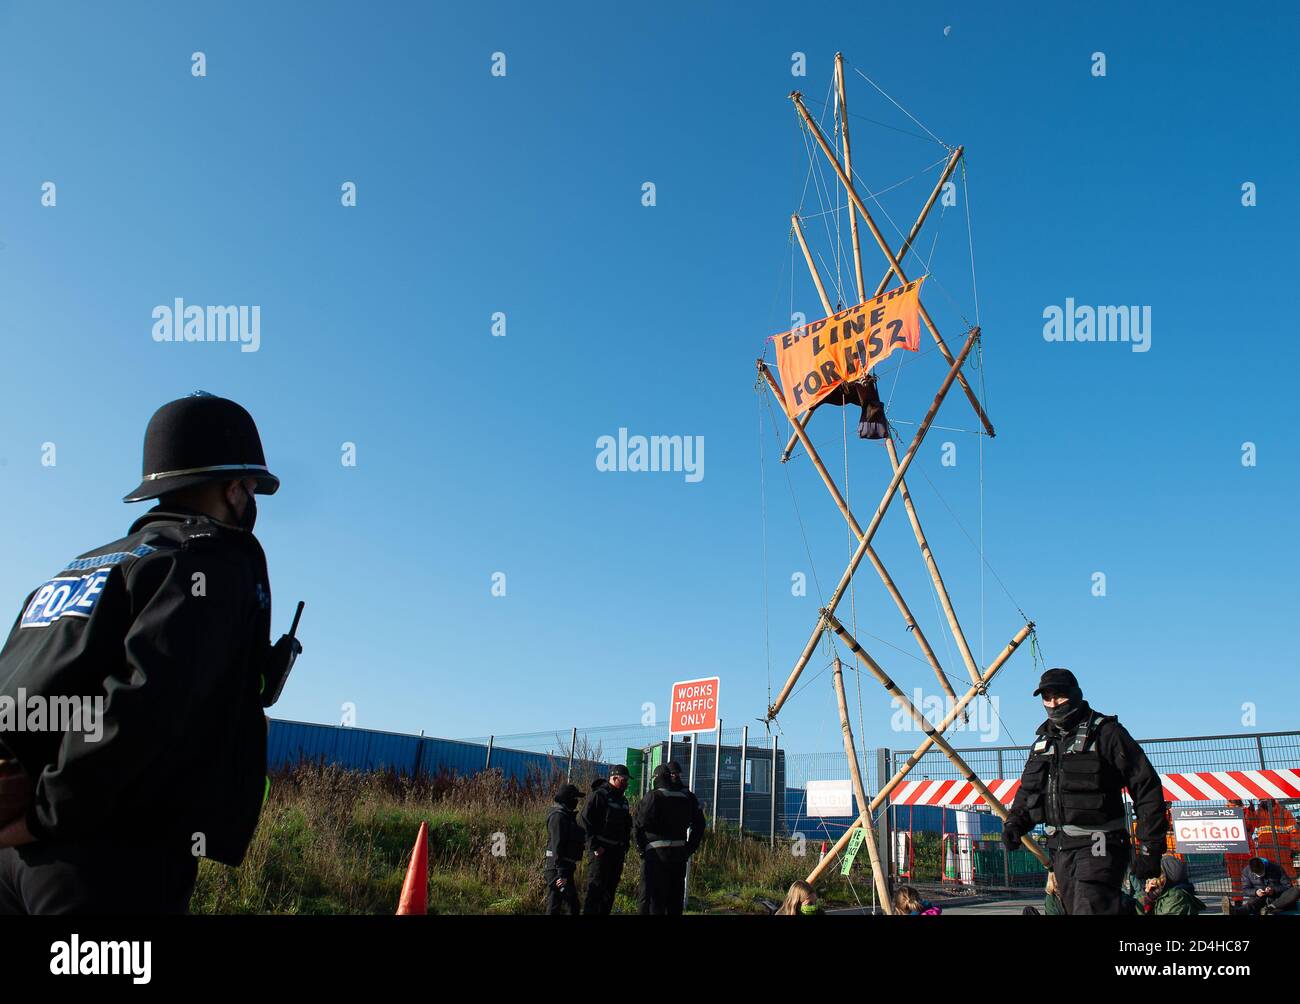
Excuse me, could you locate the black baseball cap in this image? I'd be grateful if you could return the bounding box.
[1033,668,1079,697]
[609,765,630,778]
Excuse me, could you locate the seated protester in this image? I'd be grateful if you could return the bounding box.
[1225,857,1300,916]
[1023,870,1065,916]
[776,880,820,916]
[1041,870,1065,916]
[893,885,941,915]
[1135,856,1204,916]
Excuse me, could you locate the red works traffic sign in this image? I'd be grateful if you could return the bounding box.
[669,676,720,734]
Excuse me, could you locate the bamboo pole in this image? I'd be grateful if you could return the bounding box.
[779,145,965,464]
[870,145,964,300]
[766,325,980,720]
[834,54,865,306]
[832,657,893,913]
[790,91,996,440]
[884,435,981,688]
[792,214,834,316]
[757,361,960,710]
[809,614,1050,882]
[806,620,1035,883]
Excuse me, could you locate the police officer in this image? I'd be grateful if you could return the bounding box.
[0,393,299,914]
[1002,668,1166,915]
[579,764,632,915]
[634,761,705,915]
[544,782,585,915]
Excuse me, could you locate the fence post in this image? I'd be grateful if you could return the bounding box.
[1255,734,1267,770]
[485,734,494,771]
[413,729,425,779]
[712,720,722,829]
[998,748,1009,887]
[738,726,748,835]
[769,733,778,847]
[876,747,892,883]
[566,727,577,782]
[683,734,699,912]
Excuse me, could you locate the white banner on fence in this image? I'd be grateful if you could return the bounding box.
[807,779,855,818]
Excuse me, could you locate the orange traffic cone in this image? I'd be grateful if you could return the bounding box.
[396,820,429,915]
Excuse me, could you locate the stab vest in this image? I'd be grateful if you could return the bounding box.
[642,786,697,858]
[1020,711,1126,834]
[590,788,632,847]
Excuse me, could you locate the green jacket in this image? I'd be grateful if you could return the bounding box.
[1137,885,1204,916]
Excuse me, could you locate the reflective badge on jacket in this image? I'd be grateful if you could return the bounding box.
[21,570,111,628]
[20,544,153,628]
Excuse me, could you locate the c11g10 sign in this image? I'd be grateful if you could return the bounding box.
[1171,806,1249,854]
[669,677,720,734]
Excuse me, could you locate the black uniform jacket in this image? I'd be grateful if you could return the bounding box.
[1008,708,1168,848]
[544,804,585,879]
[0,507,272,865]
[633,782,706,861]
[579,784,632,853]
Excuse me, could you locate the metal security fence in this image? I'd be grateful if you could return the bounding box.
[868,729,1300,895]
[460,724,789,841]
[269,716,1299,900]
[888,730,1300,787]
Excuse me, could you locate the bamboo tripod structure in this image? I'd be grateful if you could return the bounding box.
[832,657,893,913]
[760,54,1045,891]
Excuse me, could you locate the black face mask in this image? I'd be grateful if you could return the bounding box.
[1047,701,1074,725]
[235,484,258,532]
[225,484,258,531]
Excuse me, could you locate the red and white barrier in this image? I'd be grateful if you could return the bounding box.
[888,768,1300,807]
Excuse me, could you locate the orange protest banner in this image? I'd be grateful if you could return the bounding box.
[771,276,927,417]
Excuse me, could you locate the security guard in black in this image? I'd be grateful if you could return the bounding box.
[579,765,632,914]
[1003,668,1167,915]
[544,783,585,915]
[634,762,705,915]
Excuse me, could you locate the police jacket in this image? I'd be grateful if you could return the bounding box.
[633,780,706,862]
[579,783,632,854]
[1007,703,1167,849]
[0,508,273,866]
[544,803,585,879]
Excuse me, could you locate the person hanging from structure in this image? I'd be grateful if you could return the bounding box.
[543,783,585,915]
[809,372,890,441]
[1001,669,1167,915]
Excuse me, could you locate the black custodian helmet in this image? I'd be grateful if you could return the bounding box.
[122,392,280,503]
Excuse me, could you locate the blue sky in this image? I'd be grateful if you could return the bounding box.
[1,1,1295,759]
